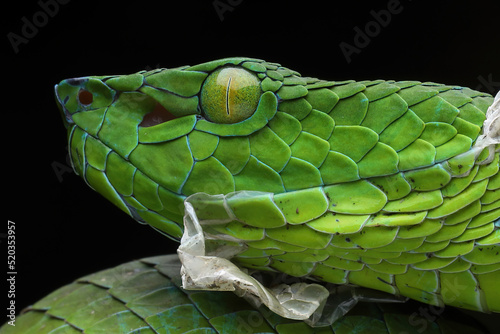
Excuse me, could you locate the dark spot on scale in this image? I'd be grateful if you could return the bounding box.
[325,193,331,201]
[410,178,415,183]
[345,237,351,242]
[377,277,392,285]
[458,164,463,169]
[479,248,483,251]
[296,208,299,214]
[286,225,290,230]
[336,219,340,222]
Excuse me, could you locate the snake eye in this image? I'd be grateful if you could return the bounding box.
[201,67,261,124]
[78,89,94,105]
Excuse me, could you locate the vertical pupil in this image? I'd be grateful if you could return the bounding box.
[226,77,232,115]
[78,89,94,105]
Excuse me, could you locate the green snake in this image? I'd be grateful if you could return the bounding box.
[2,57,498,333]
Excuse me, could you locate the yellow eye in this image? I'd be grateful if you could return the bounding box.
[201,67,261,124]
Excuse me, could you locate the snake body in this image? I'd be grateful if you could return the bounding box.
[2,57,498,333]
[1,255,493,334]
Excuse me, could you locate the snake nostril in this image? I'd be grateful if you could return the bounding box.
[139,102,178,127]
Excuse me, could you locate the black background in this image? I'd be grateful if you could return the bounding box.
[5,0,499,323]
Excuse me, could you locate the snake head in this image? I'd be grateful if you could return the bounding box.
[54,58,294,239]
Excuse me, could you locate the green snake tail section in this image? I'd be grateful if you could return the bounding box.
[0,255,492,334]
